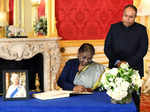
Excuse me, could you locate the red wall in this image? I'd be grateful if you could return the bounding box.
[38,0,45,18]
[9,0,14,25]
[55,0,133,40]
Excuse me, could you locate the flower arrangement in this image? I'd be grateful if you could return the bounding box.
[101,63,142,104]
[33,17,47,35]
[6,25,24,37]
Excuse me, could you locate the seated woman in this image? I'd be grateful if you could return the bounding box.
[57,43,105,92]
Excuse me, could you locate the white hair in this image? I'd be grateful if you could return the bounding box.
[10,73,19,84]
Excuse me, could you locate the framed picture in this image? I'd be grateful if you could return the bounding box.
[3,70,29,100]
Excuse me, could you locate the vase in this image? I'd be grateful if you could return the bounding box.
[111,93,132,104]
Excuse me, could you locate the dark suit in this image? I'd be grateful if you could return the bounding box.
[104,22,148,77]
[57,59,79,90]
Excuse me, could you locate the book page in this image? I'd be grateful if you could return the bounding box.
[32,90,93,100]
[32,90,72,100]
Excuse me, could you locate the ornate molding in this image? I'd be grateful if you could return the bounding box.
[0,37,61,91]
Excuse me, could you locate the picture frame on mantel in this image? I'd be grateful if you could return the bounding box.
[2,70,29,100]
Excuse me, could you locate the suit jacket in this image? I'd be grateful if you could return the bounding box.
[57,59,79,90]
[104,22,148,77]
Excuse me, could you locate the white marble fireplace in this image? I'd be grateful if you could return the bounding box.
[0,37,61,91]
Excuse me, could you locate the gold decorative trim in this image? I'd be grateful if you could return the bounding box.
[47,0,58,37]
[61,52,104,56]
[59,40,105,47]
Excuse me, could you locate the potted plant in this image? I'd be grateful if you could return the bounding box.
[33,17,47,36]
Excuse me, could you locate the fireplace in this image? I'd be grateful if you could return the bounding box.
[0,37,61,92]
[0,53,44,92]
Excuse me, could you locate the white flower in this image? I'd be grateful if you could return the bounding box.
[109,78,113,82]
[8,25,14,31]
[101,63,141,101]
[131,70,142,87]
[108,68,118,76]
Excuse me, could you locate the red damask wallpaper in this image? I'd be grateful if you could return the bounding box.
[38,0,45,18]
[55,0,133,40]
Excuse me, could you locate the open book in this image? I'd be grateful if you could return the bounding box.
[32,90,92,100]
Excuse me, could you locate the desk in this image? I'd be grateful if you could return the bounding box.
[0,92,137,112]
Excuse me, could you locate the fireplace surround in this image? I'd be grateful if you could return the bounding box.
[0,37,61,91]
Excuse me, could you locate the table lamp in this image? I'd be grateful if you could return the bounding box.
[31,0,41,7]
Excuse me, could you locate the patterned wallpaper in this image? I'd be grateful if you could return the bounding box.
[55,0,133,40]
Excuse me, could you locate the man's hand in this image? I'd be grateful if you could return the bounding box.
[73,85,87,92]
[117,61,127,67]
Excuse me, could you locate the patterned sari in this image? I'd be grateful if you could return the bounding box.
[73,62,105,90]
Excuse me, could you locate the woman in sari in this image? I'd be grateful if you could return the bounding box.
[57,43,105,92]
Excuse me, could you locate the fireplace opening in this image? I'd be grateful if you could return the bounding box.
[0,53,43,93]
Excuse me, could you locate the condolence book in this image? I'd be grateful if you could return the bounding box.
[32,90,92,100]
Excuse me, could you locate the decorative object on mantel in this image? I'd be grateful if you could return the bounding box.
[33,16,47,35]
[6,25,25,38]
[35,73,41,92]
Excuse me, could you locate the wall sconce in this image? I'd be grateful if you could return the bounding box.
[0,12,8,37]
[31,0,41,7]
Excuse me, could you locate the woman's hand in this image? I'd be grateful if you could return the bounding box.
[73,85,87,92]
[73,86,93,92]
[86,88,93,92]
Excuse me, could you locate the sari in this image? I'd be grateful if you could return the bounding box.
[73,62,105,90]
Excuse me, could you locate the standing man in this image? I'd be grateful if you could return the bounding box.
[104,4,148,111]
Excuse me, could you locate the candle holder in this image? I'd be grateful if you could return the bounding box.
[35,73,41,92]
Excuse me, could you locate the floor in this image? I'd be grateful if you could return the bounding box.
[140,93,150,112]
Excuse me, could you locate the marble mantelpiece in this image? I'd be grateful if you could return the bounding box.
[0,37,61,91]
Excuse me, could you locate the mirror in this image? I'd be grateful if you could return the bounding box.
[10,0,45,36]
